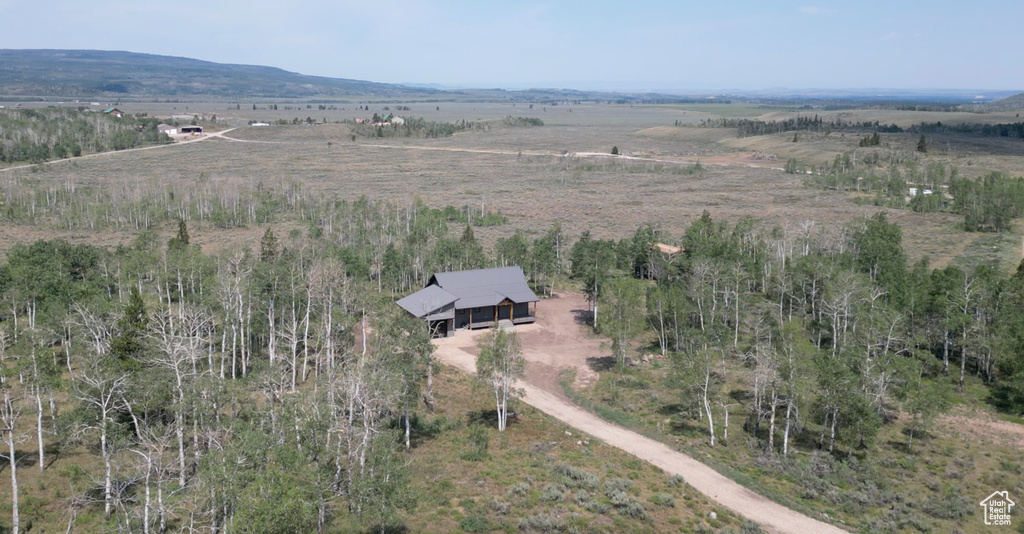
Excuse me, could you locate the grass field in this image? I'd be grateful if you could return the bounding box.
[4,101,1023,271]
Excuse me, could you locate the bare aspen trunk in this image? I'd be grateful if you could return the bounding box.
[721,403,729,446]
[4,392,19,534]
[703,370,714,447]
[782,398,793,457]
[423,362,436,412]
[103,423,112,519]
[828,407,838,452]
[959,330,967,393]
[35,390,44,472]
[301,292,311,382]
[267,299,276,364]
[142,453,152,534]
[767,389,777,454]
[404,402,411,450]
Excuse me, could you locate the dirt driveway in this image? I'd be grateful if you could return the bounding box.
[433,291,608,397]
[432,291,848,534]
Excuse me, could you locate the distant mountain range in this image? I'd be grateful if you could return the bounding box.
[1,49,1021,105]
[0,49,442,99]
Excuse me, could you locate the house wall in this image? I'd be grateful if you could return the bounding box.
[454,308,469,329]
[470,307,494,326]
[513,302,531,319]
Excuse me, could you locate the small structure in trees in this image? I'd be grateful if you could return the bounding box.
[103,107,124,118]
[157,124,178,136]
[396,266,538,337]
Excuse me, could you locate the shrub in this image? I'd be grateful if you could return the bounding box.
[540,483,566,502]
[459,514,493,533]
[666,474,685,487]
[518,513,566,532]
[604,478,632,495]
[619,499,649,520]
[649,493,675,507]
[740,520,767,534]
[508,482,530,497]
[553,463,599,489]
[461,425,490,461]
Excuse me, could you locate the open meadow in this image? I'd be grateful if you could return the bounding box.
[4,101,1022,270]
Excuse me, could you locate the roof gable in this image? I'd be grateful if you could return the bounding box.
[429,266,538,309]
[396,285,458,318]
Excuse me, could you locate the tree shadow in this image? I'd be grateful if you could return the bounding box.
[586,356,616,372]
[465,409,515,430]
[571,309,593,326]
[728,389,752,403]
[658,403,687,416]
[0,449,39,473]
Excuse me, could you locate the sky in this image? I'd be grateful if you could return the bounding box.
[2,0,1021,92]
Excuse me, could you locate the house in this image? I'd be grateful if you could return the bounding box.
[396,266,539,337]
[157,124,178,136]
[390,116,405,125]
[103,107,124,118]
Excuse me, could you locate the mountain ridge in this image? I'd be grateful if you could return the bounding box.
[0,49,440,99]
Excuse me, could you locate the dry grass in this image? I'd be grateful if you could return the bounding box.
[1,102,1022,270]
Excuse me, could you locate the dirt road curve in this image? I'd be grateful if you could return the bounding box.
[433,292,848,534]
[0,128,238,174]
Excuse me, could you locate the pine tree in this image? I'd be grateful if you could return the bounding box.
[260,228,279,263]
[917,135,928,153]
[109,285,148,372]
[167,220,190,251]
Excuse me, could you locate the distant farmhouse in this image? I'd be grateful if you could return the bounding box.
[157,124,178,136]
[397,266,539,337]
[103,107,124,118]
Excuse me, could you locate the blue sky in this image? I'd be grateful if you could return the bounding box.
[2,0,1021,91]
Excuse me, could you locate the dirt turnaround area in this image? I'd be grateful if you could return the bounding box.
[433,292,849,534]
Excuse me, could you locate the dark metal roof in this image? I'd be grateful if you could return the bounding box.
[396,285,458,318]
[429,266,538,310]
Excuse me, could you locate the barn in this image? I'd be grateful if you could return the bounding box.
[396,266,539,337]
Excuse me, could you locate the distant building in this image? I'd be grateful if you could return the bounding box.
[157,124,178,136]
[103,107,124,118]
[179,126,203,134]
[396,266,539,337]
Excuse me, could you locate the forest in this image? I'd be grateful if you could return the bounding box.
[0,108,172,164]
[0,178,1021,531]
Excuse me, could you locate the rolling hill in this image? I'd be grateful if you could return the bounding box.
[0,49,442,99]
